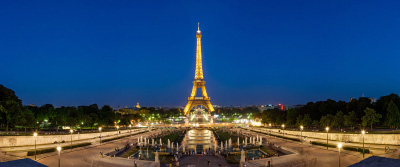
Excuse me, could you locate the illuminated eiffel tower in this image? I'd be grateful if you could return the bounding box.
[183,23,215,115]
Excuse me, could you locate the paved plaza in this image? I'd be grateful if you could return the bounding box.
[178,155,233,167]
[37,130,160,167]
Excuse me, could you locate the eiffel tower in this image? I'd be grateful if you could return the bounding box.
[183,23,215,115]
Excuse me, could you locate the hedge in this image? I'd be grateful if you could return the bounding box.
[250,130,300,142]
[102,130,148,143]
[27,142,91,156]
[250,129,370,154]
[311,141,370,153]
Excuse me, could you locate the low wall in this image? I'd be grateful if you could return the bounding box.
[0,129,148,147]
[248,127,400,145]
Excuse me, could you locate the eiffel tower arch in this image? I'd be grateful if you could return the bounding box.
[183,23,215,115]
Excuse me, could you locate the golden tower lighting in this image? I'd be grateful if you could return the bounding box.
[183,23,215,115]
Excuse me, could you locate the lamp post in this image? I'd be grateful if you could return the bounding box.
[99,127,102,145]
[129,125,132,138]
[362,130,365,158]
[57,146,61,167]
[282,124,285,141]
[300,126,303,144]
[34,132,37,160]
[116,126,119,138]
[338,143,342,167]
[269,123,272,135]
[326,127,329,149]
[69,129,73,152]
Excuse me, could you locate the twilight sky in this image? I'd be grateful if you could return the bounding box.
[1,0,400,108]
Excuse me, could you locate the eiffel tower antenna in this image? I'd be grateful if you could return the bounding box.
[198,22,200,31]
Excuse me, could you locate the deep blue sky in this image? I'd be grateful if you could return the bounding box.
[1,0,400,108]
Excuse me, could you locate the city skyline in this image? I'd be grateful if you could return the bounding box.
[1,1,400,107]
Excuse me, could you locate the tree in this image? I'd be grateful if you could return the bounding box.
[99,105,115,127]
[2,100,21,131]
[285,108,298,126]
[320,114,334,127]
[333,111,344,130]
[344,111,358,131]
[312,120,319,127]
[362,108,382,131]
[302,114,312,128]
[386,101,400,129]
[20,109,36,132]
[376,94,400,123]
[295,115,303,127]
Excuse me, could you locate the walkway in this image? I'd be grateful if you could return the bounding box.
[234,128,363,167]
[178,155,233,167]
[37,129,161,167]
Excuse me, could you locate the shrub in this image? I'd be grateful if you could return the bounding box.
[27,142,91,156]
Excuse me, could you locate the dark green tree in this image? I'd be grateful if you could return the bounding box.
[302,114,312,128]
[362,108,382,131]
[333,111,344,130]
[320,114,334,127]
[386,101,400,129]
[21,109,35,132]
[285,108,298,126]
[295,115,303,127]
[344,111,358,131]
[2,100,21,131]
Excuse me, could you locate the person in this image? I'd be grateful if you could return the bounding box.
[208,160,210,166]
[134,160,137,167]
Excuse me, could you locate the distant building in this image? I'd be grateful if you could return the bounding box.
[136,102,141,109]
[349,97,377,103]
[212,104,221,108]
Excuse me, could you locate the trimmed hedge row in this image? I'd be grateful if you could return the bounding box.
[249,129,370,154]
[27,142,92,156]
[102,130,148,143]
[311,141,370,153]
[250,130,301,142]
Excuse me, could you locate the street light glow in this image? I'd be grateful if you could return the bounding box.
[57,146,61,151]
[326,127,329,131]
[338,143,342,149]
[362,130,365,135]
[34,132,37,137]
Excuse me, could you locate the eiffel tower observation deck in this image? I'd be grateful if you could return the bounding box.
[183,23,215,116]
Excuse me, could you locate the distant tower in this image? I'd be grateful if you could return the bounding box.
[183,23,215,115]
[136,102,141,109]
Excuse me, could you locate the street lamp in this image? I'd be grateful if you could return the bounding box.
[129,125,132,138]
[99,127,102,145]
[300,126,304,144]
[326,127,329,149]
[69,129,73,152]
[116,126,119,138]
[362,130,365,158]
[338,143,342,167]
[269,123,272,135]
[33,132,37,160]
[57,146,61,167]
[282,124,285,141]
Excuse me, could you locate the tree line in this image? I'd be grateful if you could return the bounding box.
[0,85,181,132]
[260,94,400,131]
